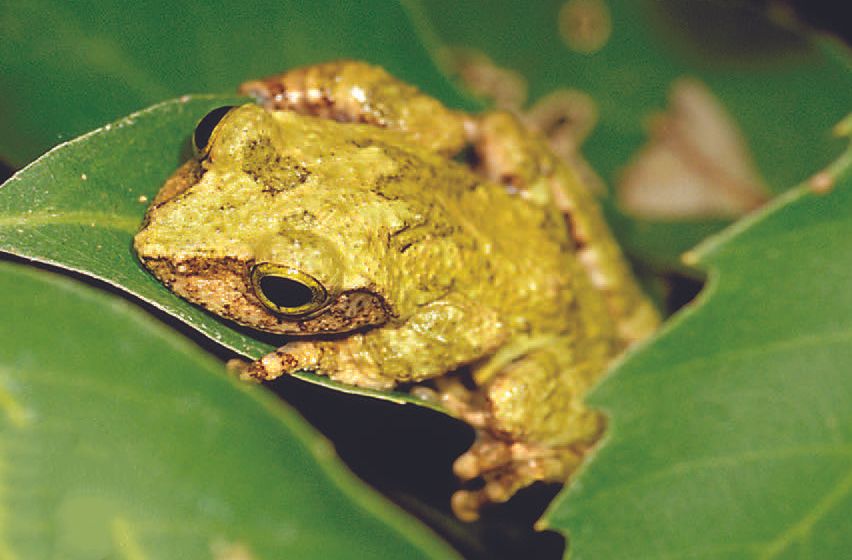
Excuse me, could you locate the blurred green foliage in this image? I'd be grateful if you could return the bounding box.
[1,1,850,558]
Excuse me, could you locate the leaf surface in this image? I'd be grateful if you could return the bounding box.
[545,138,852,558]
[0,261,458,559]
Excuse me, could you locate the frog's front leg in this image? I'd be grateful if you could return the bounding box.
[239,60,467,156]
[237,336,393,390]
[239,295,506,389]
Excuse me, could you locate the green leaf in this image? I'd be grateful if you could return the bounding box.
[0,96,436,408]
[414,0,852,263]
[544,139,852,557]
[0,261,458,559]
[0,0,477,166]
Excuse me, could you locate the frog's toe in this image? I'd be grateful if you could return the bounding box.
[450,468,527,521]
[430,375,491,429]
[452,438,586,520]
[450,488,490,522]
[453,436,513,481]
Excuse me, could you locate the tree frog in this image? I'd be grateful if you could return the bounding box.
[134,61,659,521]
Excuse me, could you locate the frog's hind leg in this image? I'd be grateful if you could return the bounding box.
[429,348,605,521]
[466,111,660,345]
[451,434,588,522]
[239,60,468,157]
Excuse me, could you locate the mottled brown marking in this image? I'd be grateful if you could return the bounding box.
[139,253,392,336]
[242,137,311,193]
[239,60,467,156]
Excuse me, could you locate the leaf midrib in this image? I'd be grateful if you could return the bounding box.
[0,210,139,234]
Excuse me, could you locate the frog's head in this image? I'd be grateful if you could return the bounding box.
[134,104,428,335]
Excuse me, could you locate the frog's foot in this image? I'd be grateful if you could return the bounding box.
[450,434,585,522]
[411,374,492,429]
[418,372,597,521]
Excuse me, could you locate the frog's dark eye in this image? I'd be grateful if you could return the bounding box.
[193,106,236,155]
[250,263,329,317]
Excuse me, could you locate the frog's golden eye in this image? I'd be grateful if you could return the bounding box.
[193,105,236,155]
[250,263,329,317]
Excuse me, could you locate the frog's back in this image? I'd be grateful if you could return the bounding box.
[402,155,617,343]
[263,110,620,346]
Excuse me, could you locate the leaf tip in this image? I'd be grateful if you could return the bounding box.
[681,249,700,267]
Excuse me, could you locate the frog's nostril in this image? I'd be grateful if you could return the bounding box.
[193,106,237,155]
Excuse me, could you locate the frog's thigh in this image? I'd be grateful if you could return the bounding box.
[240,60,467,156]
[469,111,661,344]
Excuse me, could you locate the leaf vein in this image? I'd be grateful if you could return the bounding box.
[575,445,852,510]
[622,328,852,393]
[758,467,852,559]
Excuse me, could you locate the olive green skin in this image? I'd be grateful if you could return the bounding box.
[138,101,612,438]
[134,61,659,519]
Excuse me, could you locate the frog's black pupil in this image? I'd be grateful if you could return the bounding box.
[260,276,314,310]
[193,106,235,152]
